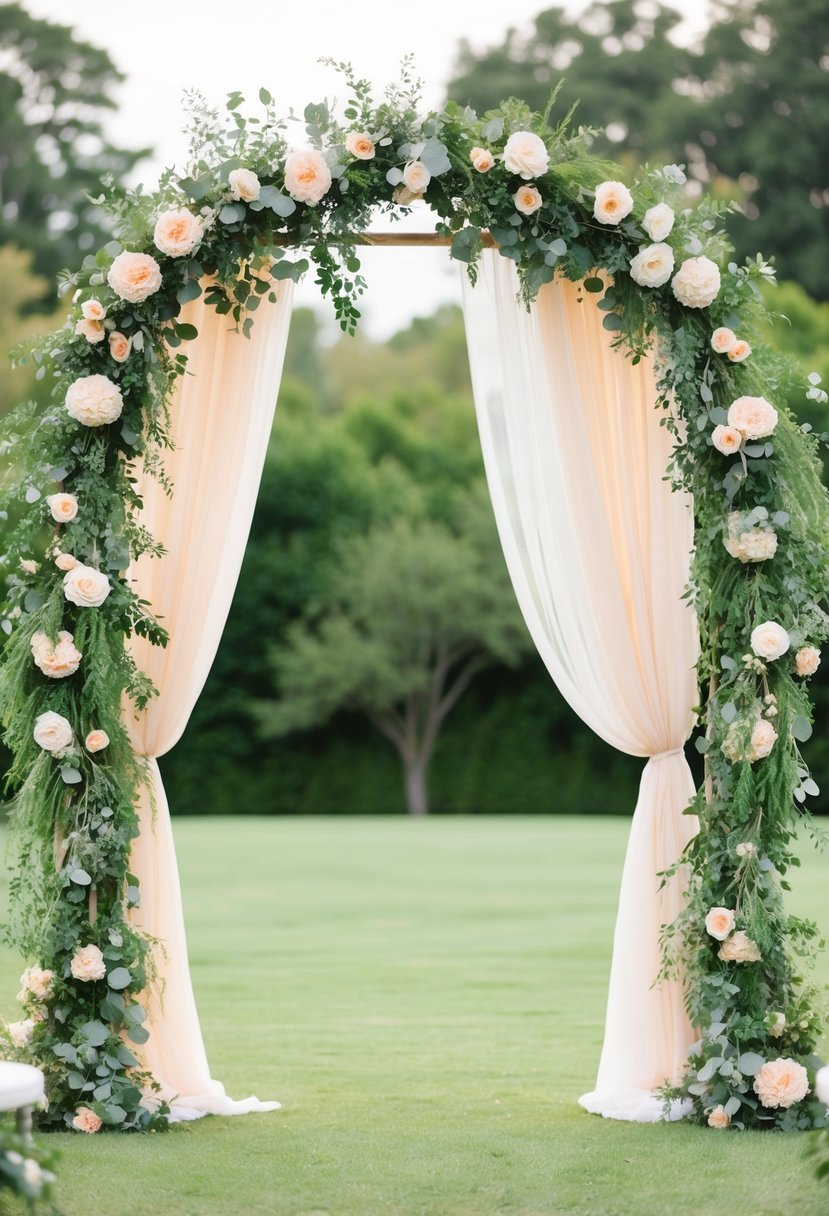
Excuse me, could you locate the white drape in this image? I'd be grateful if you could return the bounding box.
[123,281,293,1120]
[462,253,699,1121]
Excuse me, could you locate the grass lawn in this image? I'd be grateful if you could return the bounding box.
[1,814,827,1216]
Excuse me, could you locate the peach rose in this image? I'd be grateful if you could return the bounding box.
[31,630,82,679]
[284,148,332,205]
[228,168,261,201]
[85,730,110,753]
[108,332,132,363]
[718,930,762,963]
[33,711,73,754]
[795,646,820,677]
[153,208,204,258]
[593,180,634,225]
[705,907,735,941]
[671,256,721,308]
[469,146,494,172]
[642,202,674,241]
[727,394,778,440]
[728,340,751,363]
[711,327,736,354]
[751,621,789,661]
[19,558,38,575]
[402,161,431,195]
[47,493,78,523]
[707,1105,731,1128]
[63,563,111,608]
[18,966,53,1002]
[75,318,105,344]
[711,425,742,455]
[504,131,549,179]
[749,718,777,761]
[345,132,375,160]
[107,250,162,303]
[66,374,123,427]
[70,944,106,982]
[55,553,78,572]
[753,1058,809,1109]
[81,299,106,322]
[72,1107,102,1134]
[629,243,674,288]
[513,185,542,216]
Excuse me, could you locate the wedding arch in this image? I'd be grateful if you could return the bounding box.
[1,62,828,1135]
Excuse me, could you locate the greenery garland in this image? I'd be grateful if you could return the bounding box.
[0,61,827,1134]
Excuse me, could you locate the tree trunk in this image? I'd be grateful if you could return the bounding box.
[404,756,429,816]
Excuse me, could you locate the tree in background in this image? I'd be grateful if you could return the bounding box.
[0,246,63,413]
[0,3,148,306]
[256,512,530,816]
[448,0,829,299]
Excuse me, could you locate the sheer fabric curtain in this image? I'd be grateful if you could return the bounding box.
[123,282,293,1119]
[462,253,699,1122]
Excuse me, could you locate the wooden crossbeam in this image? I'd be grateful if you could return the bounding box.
[351,231,498,247]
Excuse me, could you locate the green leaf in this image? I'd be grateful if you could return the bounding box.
[737,1052,765,1075]
[219,203,246,225]
[60,767,83,785]
[420,138,452,177]
[80,1021,110,1047]
[70,868,92,886]
[451,226,482,264]
[259,87,272,105]
[792,716,813,742]
[583,276,604,293]
[107,967,132,991]
[174,323,199,341]
[601,314,623,332]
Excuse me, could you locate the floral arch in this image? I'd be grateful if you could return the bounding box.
[1,62,828,1135]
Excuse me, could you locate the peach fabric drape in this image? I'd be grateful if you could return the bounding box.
[462,253,699,1122]
[123,282,293,1119]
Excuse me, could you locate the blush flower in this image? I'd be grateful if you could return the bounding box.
[284,148,332,205]
[751,621,790,661]
[402,161,431,195]
[711,425,742,455]
[469,146,494,172]
[31,630,82,679]
[718,931,762,963]
[153,208,204,258]
[33,712,73,754]
[629,243,674,288]
[47,493,78,523]
[7,1018,35,1047]
[85,730,110,753]
[63,563,111,608]
[75,318,105,344]
[728,340,751,363]
[727,395,778,440]
[66,374,123,427]
[707,1105,731,1129]
[705,908,735,940]
[723,513,777,563]
[711,327,737,354]
[816,1065,829,1105]
[513,185,542,216]
[70,944,106,982]
[671,256,721,308]
[753,1058,809,1109]
[108,332,132,363]
[642,202,674,241]
[18,966,53,1002]
[794,646,820,677]
[80,300,106,322]
[55,553,77,572]
[228,168,261,201]
[593,180,634,225]
[72,1107,102,1134]
[503,131,549,179]
[345,132,375,160]
[107,251,162,303]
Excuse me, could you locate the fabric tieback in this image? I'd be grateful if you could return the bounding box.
[650,747,684,762]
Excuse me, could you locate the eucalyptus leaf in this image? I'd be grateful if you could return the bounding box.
[107,967,132,991]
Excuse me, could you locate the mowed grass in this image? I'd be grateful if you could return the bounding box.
[1,814,828,1216]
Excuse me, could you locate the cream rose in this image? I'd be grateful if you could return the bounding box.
[727,395,778,440]
[345,132,375,161]
[642,202,674,241]
[7,1018,35,1047]
[55,553,78,572]
[513,185,542,216]
[31,630,82,679]
[228,167,261,201]
[593,180,634,225]
[711,327,736,354]
[722,717,777,764]
[735,841,758,859]
[33,712,73,754]
[70,944,107,983]
[728,340,751,363]
[63,563,111,609]
[153,208,204,258]
[705,907,735,941]
[707,1105,731,1129]
[75,318,105,344]
[753,1058,809,1109]
[671,256,721,308]
[284,148,332,205]
[503,131,549,180]
[749,719,777,761]
[19,559,38,575]
[108,332,132,363]
[768,1012,786,1038]
[469,146,494,173]
[718,930,762,963]
[795,646,820,677]
[72,1107,102,1134]
[47,493,78,523]
[66,374,123,428]
[629,243,674,288]
[723,514,777,563]
[81,299,106,322]
[18,966,53,1001]
[403,161,431,195]
[107,251,162,303]
[85,730,110,753]
[711,424,742,456]
[751,621,789,661]
[815,1065,829,1105]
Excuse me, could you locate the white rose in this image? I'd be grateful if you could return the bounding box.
[629,242,674,288]
[63,563,111,608]
[503,131,549,180]
[751,621,790,661]
[402,161,431,195]
[711,425,742,455]
[33,711,73,753]
[47,493,78,523]
[284,147,332,205]
[107,251,162,303]
[228,168,261,201]
[593,180,634,225]
[795,646,821,677]
[705,907,735,941]
[671,256,721,308]
[727,395,778,440]
[66,374,123,428]
[70,944,107,982]
[153,208,204,258]
[718,930,762,963]
[642,203,674,241]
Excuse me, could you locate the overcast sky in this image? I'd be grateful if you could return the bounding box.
[26,0,714,338]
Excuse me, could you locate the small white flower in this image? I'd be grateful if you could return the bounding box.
[503,131,549,179]
[593,180,634,225]
[642,203,674,241]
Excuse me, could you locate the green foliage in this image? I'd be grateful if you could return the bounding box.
[0,1122,57,1209]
